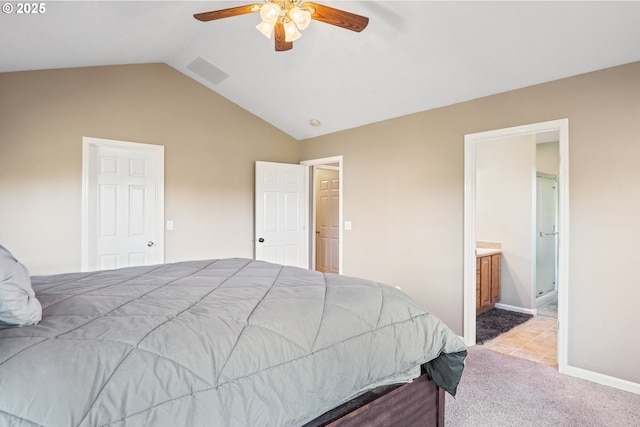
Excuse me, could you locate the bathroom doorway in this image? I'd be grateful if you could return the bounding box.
[464,119,569,372]
[300,156,343,274]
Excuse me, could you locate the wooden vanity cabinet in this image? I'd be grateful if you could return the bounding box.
[476,253,501,314]
[490,254,500,303]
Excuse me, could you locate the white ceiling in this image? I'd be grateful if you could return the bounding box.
[2,1,640,140]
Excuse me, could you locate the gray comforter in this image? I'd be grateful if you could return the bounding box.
[0,258,466,426]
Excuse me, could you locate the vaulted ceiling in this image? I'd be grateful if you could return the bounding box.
[2,1,640,140]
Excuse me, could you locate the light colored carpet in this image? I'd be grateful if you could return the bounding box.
[446,346,640,426]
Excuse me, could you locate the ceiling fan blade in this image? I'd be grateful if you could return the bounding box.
[194,4,262,22]
[274,22,293,52]
[302,2,369,32]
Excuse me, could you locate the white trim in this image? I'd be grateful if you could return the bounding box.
[562,366,640,396]
[463,135,478,346]
[81,137,165,271]
[530,140,538,315]
[81,141,91,270]
[494,303,537,316]
[303,166,311,269]
[464,119,569,375]
[556,120,570,374]
[300,156,344,275]
[536,289,557,307]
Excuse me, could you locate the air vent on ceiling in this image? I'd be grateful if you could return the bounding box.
[187,57,230,85]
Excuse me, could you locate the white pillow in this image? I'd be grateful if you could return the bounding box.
[0,245,42,328]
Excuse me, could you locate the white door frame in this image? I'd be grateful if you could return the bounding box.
[301,156,343,274]
[463,119,569,373]
[81,137,165,271]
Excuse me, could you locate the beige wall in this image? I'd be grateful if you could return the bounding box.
[300,61,640,385]
[476,134,535,310]
[537,141,560,175]
[0,64,299,274]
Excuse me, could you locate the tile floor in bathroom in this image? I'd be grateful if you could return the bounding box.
[484,299,558,368]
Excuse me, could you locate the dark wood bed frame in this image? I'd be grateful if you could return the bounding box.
[304,371,445,427]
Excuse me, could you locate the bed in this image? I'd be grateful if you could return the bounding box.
[0,256,466,426]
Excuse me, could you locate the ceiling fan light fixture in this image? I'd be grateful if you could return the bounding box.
[194,1,369,52]
[284,19,302,42]
[259,3,280,24]
[256,20,274,39]
[289,6,311,30]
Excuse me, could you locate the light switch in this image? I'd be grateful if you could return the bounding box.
[166,220,174,231]
[344,221,352,231]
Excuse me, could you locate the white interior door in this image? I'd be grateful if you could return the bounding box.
[315,168,340,274]
[255,161,309,268]
[83,137,164,271]
[536,174,558,296]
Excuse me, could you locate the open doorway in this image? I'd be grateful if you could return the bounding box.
[464,119,569,373]
[301,156,343,274]
[313,165,340,273]
[254,157,342,272]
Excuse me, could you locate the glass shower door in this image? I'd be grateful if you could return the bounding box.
[536,174,558,297]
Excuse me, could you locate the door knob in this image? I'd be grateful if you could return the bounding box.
[258,238,265,243]
[147,241,155,247]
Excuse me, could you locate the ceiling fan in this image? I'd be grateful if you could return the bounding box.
[194,0,369,52]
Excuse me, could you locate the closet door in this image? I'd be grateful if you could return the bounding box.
[255,161,309,268]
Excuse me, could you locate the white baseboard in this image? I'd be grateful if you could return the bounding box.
[494,303,537,316]
[561,365,640,395]
[535,290,557,307]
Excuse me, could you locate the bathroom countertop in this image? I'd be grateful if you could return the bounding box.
[476,248,502,256]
